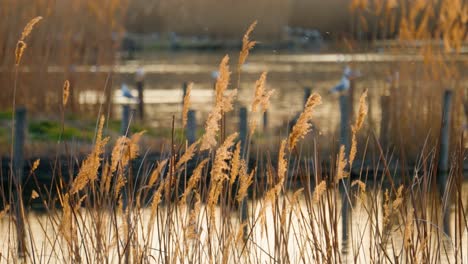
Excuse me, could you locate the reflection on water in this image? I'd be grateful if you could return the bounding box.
[0,179,466,263]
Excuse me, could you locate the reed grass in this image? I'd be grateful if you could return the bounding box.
[0,5,466,264]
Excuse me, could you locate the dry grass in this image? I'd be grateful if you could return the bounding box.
[0,6,466,263]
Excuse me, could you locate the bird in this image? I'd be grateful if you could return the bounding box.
[121,83,138,103]
[328,66,353,94]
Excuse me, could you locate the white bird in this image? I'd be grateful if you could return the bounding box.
[121,83,135,99]
[329,66,353,94]
[211,70,219,80]
[135,67,145,82]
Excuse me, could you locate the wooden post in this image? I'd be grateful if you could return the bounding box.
[438,90,453,207]
[380,95,390,148]
[338,95,351,244]
[13,107,26,256]
[263,111,268,133]
[304,87,312,107]
[121,105,130,135]
[13,108,26,180]
[136,81,144,121]
[239,107,248,157]
[238,106,249,232]
[182,82,188,103]
[439,90,453,173]
[186,110,197,145]
[339,95,351,149]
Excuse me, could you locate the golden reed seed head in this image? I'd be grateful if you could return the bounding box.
[215,55,231,103]
[354,89,368,132]
[335,145,348,183]
[148,159,168,187]
[229,142,241,185]
[31,159,40,173]
[236,162,254,203]
[0,205,10,219]
[63,80,70,107]
[249,72,274,136]
[313,180,327,202]
[238,20,257,69]
[175,139,199,170]
[288,93,322,151]
[15,16,43,66]
[20,16,43,41]
[15,41,27,66]
[201,55,234,151]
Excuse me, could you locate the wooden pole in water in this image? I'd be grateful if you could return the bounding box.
[380,95,390,148]
[136,81,144,121]
[13,107,26,256]
[339,95,351,149]
[182,82,188,103]
[121,104,130,135]
[438,90,453,237]
[439,90,453,173]
[263,111,268,133]
[238,107,249,230]
[338,95,351,243]
[186,110,197,145]
[239,107,248,157]
[304,87,312,106]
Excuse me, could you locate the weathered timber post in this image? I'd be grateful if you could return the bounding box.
[437,90,453,237]
[239,107,248,157]
[121,105,130,136]
[263,111,268,133]
[238,107,249,235]
[304,87,312,106]
[338,95,351,243]
[380,95,391,148]
[13,107,26,256]
[439,90,453,173]
[136,76,144,121]
[186,110,197,145]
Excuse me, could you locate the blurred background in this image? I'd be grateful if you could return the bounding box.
[0,0,466,161]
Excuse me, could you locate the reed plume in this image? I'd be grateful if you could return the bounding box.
[180,158,209,206]
[71,116,108,194]
[31,159,40,173]
[0,205,10,219]
[184,192,201,241]
[215,55,231,103]
[15,16,43,66]
[31,190,39,199]
[207,133,237,220]
[313,180,327,202]
[182,82,193,128]
[62,80,70,107]
[148,159,168,187]
[383,185,404,229]
[230,142,241,185]
[238,21,257,71]
[249,72,274,135]
[201,56,236,150]
[20,16,43,41]
[15,41,27,66]
[265,139,287,201]
[349,90,368,167]
[335,145,348,183]
[288,93,322,150]
[236,161,254,202]
[251,72,268,112]
[175,140,199,170]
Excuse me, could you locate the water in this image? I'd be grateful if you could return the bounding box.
[76,51,468,142]
[0,179,467,263]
